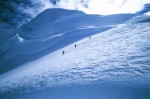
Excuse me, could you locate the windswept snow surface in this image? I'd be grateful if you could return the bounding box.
[0,12,150,99]
[0,8,135,73]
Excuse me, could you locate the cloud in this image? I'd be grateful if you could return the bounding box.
[46,0,150,15]
[0,0,34,26]
[31,0,150,15]
[0,0,150,27]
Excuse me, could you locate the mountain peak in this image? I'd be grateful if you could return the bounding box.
[27,8,85,25]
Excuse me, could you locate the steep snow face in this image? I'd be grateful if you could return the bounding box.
[125,14,150,23]
[19,8,136,40]
[20,8,85,31]
[0,9,135,71]
[0,15,150,98]
[18,8,85,39]
[0,28,20,63]
[0,29,16,42]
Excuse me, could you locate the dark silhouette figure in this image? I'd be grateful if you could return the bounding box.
[89,36,91,39]
[74,44,77,48]
[62,51,65,55]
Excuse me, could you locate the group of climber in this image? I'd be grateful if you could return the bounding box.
[62,44,76,55]
[62,36,91,55]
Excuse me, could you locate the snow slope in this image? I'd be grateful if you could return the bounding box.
[0,11,150,98]
[0,8,135,74]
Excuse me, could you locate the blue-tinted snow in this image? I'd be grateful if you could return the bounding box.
[0,9,135,73]
[0,9,150,99]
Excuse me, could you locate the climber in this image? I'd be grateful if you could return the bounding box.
[74,44,77,48]
[62,50,65,55]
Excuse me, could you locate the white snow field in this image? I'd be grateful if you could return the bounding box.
[0,8,135,73]
[0,9,150,99]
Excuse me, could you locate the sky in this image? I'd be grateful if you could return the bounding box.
[27,0,150,16]
[0,0,150,26]
[50,0,150,15]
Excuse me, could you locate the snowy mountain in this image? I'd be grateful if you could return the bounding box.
[0,0,150,27]
[0,8,135,73]
[0,8,150,99]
